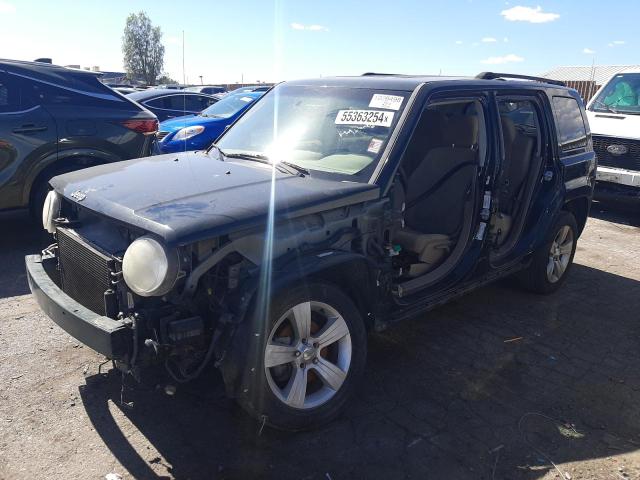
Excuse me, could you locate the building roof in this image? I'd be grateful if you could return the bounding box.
[540,65,640,85]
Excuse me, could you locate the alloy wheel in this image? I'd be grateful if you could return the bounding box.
[264,301,352,409]
[546,225,574,283]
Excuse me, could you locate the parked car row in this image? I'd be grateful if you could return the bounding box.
[0,58,275,219]
[0,59,158,217]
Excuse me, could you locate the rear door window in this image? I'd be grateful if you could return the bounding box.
[0,74,21,112]
[183,95,209,111]
[552,96,588,154]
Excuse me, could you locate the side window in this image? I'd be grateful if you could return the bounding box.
[164,94,191,111]
[0,74,21,113]
[29,83,74,105]
[145,97,165,109]
[552,96,588,154]
[164,95,183,110]
[184,95,208,111]
[203,97,218,108]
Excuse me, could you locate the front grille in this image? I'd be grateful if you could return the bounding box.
[156,131,170,141]
[592,135,640,171]
[57,228,114,316]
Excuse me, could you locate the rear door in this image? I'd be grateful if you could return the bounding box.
[0,72,57,211]
[550,94,596,202]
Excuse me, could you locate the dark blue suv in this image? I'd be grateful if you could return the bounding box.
[26,72,595,431]
[0,59,157,217]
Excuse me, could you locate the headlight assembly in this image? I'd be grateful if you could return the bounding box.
[122,236,179,297]
[42,190,61,234]
[172,125,205,141]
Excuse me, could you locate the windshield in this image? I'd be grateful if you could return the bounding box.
[590,73,640,114]
[201,94,257,118]
[216,84,409,182]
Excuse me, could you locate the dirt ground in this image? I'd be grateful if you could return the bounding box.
[1,203,639,480]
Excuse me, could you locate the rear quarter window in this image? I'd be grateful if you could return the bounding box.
[552,96,588,154]
[0,74,21,112]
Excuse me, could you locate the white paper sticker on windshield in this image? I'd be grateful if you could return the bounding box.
[368,138,384,154]
[335,110,394,127]
[369,94,404,111]
[240,96,253,102]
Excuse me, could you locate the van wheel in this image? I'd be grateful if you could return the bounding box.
[519,211,578,294]
[234,282,367,431]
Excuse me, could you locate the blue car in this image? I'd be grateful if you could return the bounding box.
[154,91,263,154]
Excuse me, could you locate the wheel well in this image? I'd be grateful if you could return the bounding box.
[306,260,376,331]
[563,197,590,237]
[28,156,105,206]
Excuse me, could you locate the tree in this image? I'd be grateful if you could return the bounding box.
[157,74,178,85]
[122,12,165,85]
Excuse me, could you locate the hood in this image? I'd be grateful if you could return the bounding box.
[50,152,380,246]
[586,110,640,140]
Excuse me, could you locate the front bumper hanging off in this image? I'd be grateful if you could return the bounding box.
[25,254,132,360]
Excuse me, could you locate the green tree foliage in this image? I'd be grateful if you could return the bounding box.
[157,74,178,85]
[122,12,165,85]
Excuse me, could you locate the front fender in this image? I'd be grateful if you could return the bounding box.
[219,250,379,396]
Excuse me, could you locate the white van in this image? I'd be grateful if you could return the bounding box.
[586,70,640,202]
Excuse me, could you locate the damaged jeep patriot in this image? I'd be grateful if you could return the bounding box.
[26,72,595,430]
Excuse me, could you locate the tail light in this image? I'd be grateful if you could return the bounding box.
[120,119,158,135]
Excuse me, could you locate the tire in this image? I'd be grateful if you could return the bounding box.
[518,211,578,294]
[29,177,51,222]
[231,282,367,431]
[29,165,80,221]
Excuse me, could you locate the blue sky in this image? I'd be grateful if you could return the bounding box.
[0,0,636,83]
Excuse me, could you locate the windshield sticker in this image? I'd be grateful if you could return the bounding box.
[369,94,404,111]
[335,110,394,127]
[240,96,253,102]
[367,138,384,154]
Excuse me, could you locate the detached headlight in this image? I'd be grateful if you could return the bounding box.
[172,125,205,141]
[122,236,179,297]
[42,190,61,234]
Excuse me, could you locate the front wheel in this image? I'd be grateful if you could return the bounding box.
[233,282,367,431]
[518,211,578,294]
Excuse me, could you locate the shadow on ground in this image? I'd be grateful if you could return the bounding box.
[0,218,47,298]
[3,205,639,479]
[79,260,640,480]
[590,199,640,227]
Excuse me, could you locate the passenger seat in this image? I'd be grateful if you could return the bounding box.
[395,114,479,277]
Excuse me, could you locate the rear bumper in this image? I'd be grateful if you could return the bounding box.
[25,254,132,359]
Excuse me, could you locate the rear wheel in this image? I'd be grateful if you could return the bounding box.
[518,211,578,294]
[233,282,367,431]
[29,177,51,222]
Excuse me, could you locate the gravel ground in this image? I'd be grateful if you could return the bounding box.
[1,203,639,480]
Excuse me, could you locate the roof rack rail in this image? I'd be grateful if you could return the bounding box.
[475,71,566,87]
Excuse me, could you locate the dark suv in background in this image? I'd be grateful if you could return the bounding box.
[0,59,158,217]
